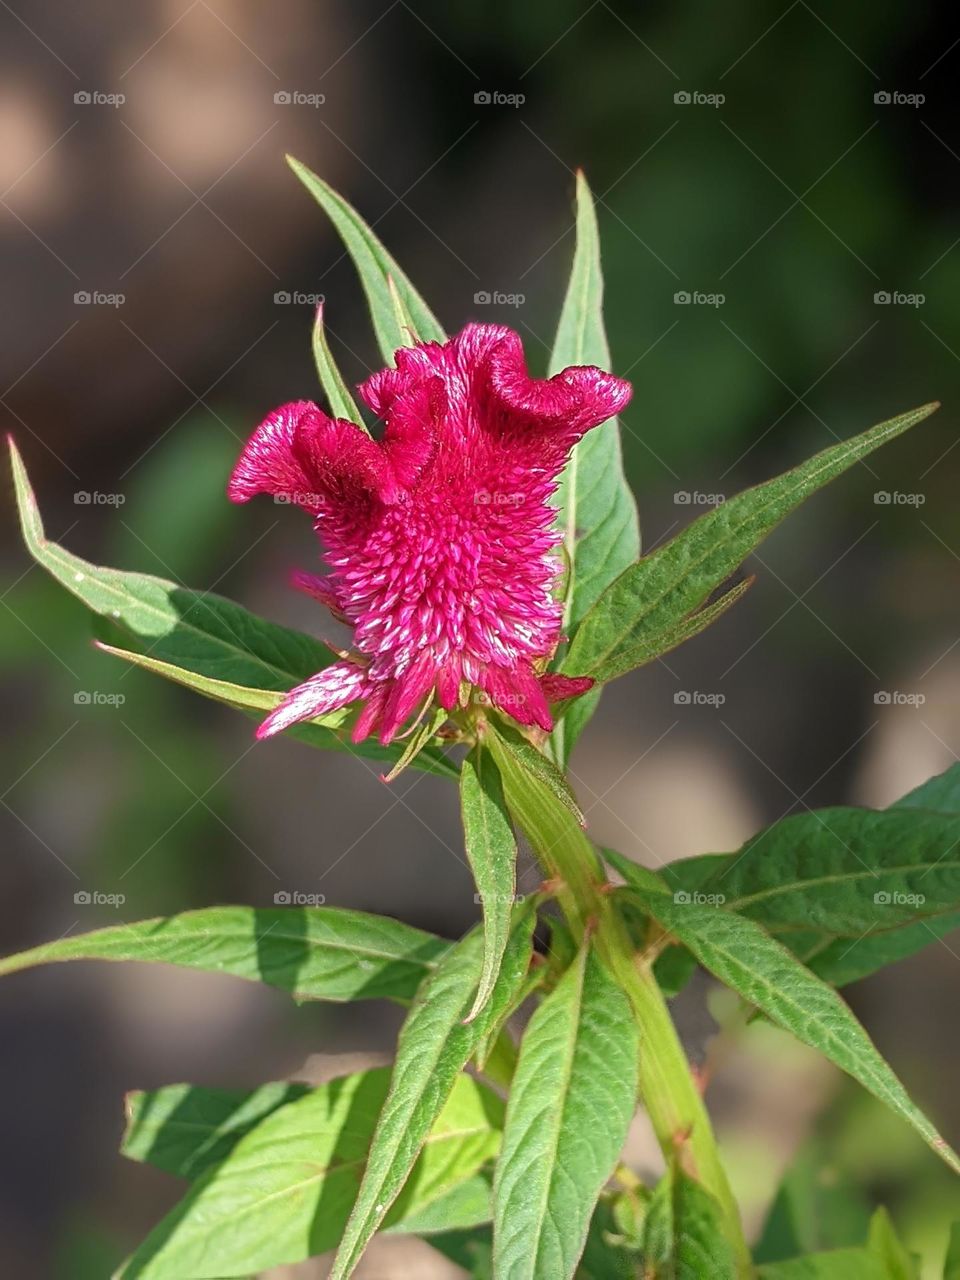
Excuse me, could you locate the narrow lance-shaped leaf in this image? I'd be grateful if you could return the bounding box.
[492,940,639,1280]
[548,171,640,761]
[8,440,455,777]
[461,747,518,1022]
[330,910,536,1280]
[287,155,445,362]
[641,1161,736,1280]
[629,887,960,1175]
[116,1070,502,1279]
[0,905,450,1005]
[311,302,366,427]
[566,402,940,684]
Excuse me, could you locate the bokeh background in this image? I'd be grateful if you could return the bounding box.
[2,1,959,1275]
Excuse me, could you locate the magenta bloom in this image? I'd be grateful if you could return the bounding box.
[228,323,631,745]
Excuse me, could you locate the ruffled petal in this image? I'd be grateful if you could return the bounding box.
[257,660,368,740]
[378,650,439,744]
[227,401,322,510]
[290,569,349,621]
[481,660,553,732]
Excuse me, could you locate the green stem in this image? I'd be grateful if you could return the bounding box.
[487,724,751,1275]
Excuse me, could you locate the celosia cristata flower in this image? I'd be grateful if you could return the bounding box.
[228,323,631,745]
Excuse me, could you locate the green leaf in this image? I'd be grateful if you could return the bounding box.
[566,402,940,684]
[641,1162,736,1280]
[0,906,449,1005]
[866,1207,919,1280]
[757,1250,888,1279]
[577,1197,641,1279]
[311,302,366,427]
[492,942,639,1280]
[753,1141,871,1262]
[548,171,640,761]
[628,888,960,1175]
[287,155,445,362]
[386,273,421,347]
[9,438,455,778]
[460,747,518,1022]
[669,808,960,938]
[894,762,960,813]
[330,911,536,1280]
[485,719,585,828]
[116,1069,502,1278]
[123,1081,310,1179]
[387,1171,493,1236]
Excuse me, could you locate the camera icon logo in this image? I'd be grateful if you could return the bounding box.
[674,490,691,504]
[74,890,92,904]
[474,290,491,305]
[74,490,92,504]
[673,891,691,904]
[274,890,291,904]
[673,290,691,304]
[74,291,91,304]
[874,691,892,704]
[274,291,291,304]
[873,891,891,904]
[673,690,692,704]
[74,91,92,105]
[674,90,691,105]
[274,90,292,105]
[74,690,92,704]
[874,491,891,505]
[874,290,891,304]
[474,90,491,105]
[874,91,891,105]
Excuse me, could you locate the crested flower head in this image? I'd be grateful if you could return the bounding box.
[228,322,631,745]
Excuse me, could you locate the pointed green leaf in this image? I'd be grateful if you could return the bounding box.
[566,403,940,684]
[548,171,640,761]
[311,302,366,427]
[330,911,535,1280]
[9,439,454,777]
[386,273,420,347]
[461,747,518,1022]
[287,155,445,362]
[485,719,585,827]
[117,1070,502,1278]
[387,1171,493,1237]
[0,906,449,1005]
[492,943,639,1280]
[641,1162,736,1280]
[866,1207,918,1280]
[628,888,960,1175]
[894,762,960,813]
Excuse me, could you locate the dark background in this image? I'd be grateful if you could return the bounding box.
[2,2,959,1275]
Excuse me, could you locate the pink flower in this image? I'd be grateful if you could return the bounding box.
[228,323,631,745]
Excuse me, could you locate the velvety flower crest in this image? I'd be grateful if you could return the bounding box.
[228,323,631,745]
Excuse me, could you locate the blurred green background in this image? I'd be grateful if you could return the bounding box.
[1,1,958,1275]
